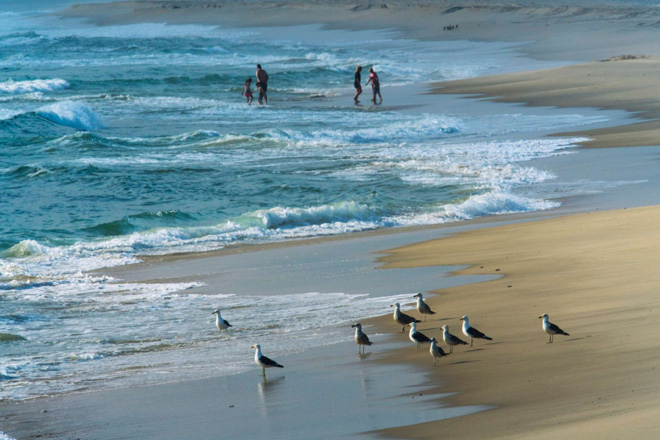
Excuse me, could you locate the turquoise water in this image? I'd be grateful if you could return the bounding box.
[0,3,614,400]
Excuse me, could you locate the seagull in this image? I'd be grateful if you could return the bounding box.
[429,337,449,366]
[442,324,468,353]
[391,302,421,332]
[409,322,432,351]
[351,323,373,354]
[460,315,492,347]
[211,309,232,332]
[250,344,283,377]
[539,313,570,343]
[413,293,436,321]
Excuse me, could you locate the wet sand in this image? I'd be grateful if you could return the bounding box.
[1,338,488,440]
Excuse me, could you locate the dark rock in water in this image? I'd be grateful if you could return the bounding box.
[0,332,27,343]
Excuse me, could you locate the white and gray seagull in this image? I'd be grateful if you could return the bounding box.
[250,344,283,377]
[211,308,232,332]
[351,323,373,354]
[429,337,449,366]
[391,302,421,332]
[460,315,492,347]
[539,313,570,343]
[442,324,468,353]
[409,322,432,351]
[413,293,436,321]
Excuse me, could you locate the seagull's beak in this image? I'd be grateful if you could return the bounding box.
[538,316,543,319]
[250,345,256,349]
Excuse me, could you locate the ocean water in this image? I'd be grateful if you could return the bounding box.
[0,3,616,401]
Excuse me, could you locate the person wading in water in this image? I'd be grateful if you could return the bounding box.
[354,65,363,104]
[256,64,269,105]
[365,67,382,104]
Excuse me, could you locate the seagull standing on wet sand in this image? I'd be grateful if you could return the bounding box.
[460,315,492,347]
[352,323,373,354]
[442,324,468,353]
[391,302,421,332]
[539,313,570,343]
[250,344,283,377]
[429,337,449,366]
[212,309,232,332]
[409,322,432,351]
[413,293,436,321]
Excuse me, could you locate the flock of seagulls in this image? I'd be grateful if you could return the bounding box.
[212,292,570,376]
[353,293,570,366]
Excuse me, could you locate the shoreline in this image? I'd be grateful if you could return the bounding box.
[4,1,660,439]
[433,56,660,149]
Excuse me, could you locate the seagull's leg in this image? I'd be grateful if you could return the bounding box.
[262,367,266,377]
[470,337,473,347]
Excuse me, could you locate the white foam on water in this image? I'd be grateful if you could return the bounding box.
[0,432,18,440]
[0,78,69,94]
[0,267,418,400]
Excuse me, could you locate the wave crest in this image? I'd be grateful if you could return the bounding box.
[246,201,376,229]
[36,101,103,131]
[1,239,51,258]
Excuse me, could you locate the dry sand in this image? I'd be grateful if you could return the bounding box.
[373,205,660,439]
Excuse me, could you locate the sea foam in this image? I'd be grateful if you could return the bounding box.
[0,78,69,94]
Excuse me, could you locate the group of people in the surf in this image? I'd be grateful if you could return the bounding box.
[353,65,383,105]
[241,64,269,105]
[241,64,383,106]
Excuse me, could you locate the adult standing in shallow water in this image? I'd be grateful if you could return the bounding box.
[353,65,363,104]
[256,64,269,105]
[365,67,382,104]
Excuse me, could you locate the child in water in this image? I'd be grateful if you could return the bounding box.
[365,68,382,104]
[241,78,253,105]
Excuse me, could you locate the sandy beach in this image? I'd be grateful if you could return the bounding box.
[376,205,660,439]
[4,1,660,439]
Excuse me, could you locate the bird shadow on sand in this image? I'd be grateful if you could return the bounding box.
[436,317,458,322]
[450,360,479,365]
[357,352,373,360]
[464,348,484,353]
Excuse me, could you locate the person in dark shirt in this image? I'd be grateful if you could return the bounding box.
[353,65,363,104]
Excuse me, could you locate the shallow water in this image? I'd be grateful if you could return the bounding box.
[0,3,624,400]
